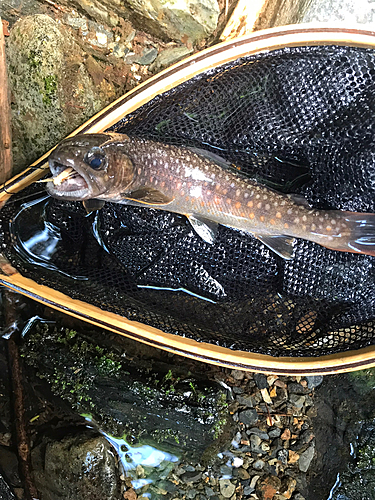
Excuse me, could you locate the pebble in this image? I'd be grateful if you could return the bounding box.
[277,449,289,465]
[239,408,258,425]
[219,465,232,477]
[231,370,245,381]
[237,467,250,480]
[247,427,270,440]
[299,445,315,472]
[254,373,268,389]
[243,485,255,495]
[288,383,307,395]
[256,475,282,500]
[205,486,215,497]
[250,434,264,454]
[181,470,202,483]
[289,394,306,409]
[236,394,255,407]
[219,479,236,498]
[253,459,265,470]
[306,375,323,389]
[232,456,243,468]
[268,427,281,438]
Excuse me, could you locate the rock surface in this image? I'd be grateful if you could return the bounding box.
[31,430,121,500]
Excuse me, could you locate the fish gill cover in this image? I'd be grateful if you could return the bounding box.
[2,44,375,357]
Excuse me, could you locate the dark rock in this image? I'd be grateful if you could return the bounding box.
[236,394,255,407]
[238,409,258,426]
[186,489,198,499]
[31,429,121,500]
[306,375,323,389]
[238,468,250,480]
[290,394,306,409]
[247,428,269,440]
[204,486,215,497]
[243,485,255,495]
[288,383,308,395]
[254,373,268,390]
[233,386,244,394]
[253,459,265,470]
[181,470,203,483]
[219,465,232,477]
[268,427,281,438]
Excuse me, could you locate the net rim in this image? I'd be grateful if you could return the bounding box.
[2,25,375,374]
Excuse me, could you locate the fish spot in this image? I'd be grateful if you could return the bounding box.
[256,194,261,199]
[302,225,307,231]
[230,182,235,188]
[247,201,253,208]
[331,219,336,225]
[240,212,246,217]
[326,226,332,232]
[263,195,268,200]
[302,215,307,222]
[244,192,249,198]
[265,204,270,210]
[236,189,241,197]
[153,160,157,166]
[257,202,262,209]
[249,213,255,219]
[280,200,286,206]
[287,209,293,215]
[284,223,289,229]
[235,202,241,209]
[137,168,142,175]
[294,217,300,224]
[207,190,211,196]
[311,223,316,231]
[226,198,232,205]
[276,212,282,219]
[270,219,275,225]
[260,215,265,222]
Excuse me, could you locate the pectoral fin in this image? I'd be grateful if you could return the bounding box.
[256,234,295,260]
[83,199,106,213]
[120,187,174,205]
[188,215,218,244]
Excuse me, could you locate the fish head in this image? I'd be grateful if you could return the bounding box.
[46,133,134,200]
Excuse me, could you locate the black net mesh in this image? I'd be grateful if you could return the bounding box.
[2,44,375,357]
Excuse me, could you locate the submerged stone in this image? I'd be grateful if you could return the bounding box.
[31,429,121,500]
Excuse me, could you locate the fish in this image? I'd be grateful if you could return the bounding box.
[45,132,375,260]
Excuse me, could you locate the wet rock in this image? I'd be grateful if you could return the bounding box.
[150,46,193,73]
[124,0,220,45]
[290,394,306,409]
[6,14,119,173]
[298,445,315,472]
[305,375,323,389]
[238,467,250,480]
[256,475,282,500]
[239,408,258,426]
[254,373,268,390]
[236,394,255,407]
[181,470,203,483]
[31,429,121,500]
[126,46,158,65]
[288,383,307,395]
[219,478,236,498]
[247,427,269,440]
[268,427,281,438]
[253,459,265,470]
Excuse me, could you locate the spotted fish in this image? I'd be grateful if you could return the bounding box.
[45,132,375,259]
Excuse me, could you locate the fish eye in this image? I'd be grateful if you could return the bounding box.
[84,147,107,170]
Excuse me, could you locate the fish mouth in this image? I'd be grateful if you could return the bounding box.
[47,161,91,199]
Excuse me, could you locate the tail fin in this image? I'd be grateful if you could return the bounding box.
[334,212,375,257]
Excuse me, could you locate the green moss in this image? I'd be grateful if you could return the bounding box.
[42,74,58,105]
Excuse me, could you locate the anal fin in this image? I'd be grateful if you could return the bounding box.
[256,234,295,260]
[188,215,218,244]
[83,199,106,213]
